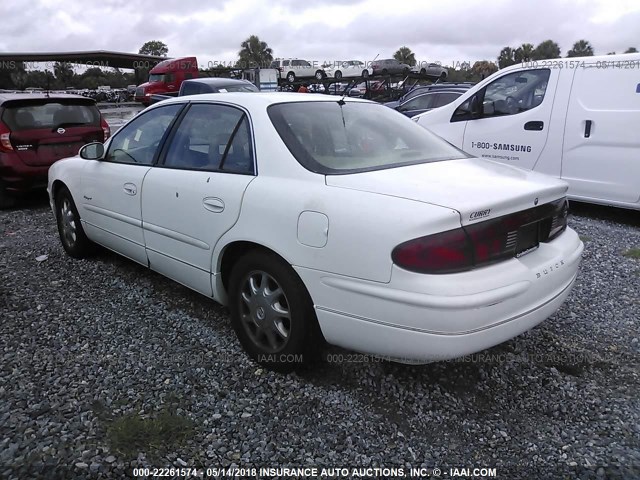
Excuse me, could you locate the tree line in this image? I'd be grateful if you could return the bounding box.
[1,37,638,91]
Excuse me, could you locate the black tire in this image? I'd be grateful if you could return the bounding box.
[420,68,427,76]
[315,70,325,81]
[362,70,369,78]
[439,71,447,80]
[228,250,322,373]
[286,72,295,83]
[0,181,16,209]
[382,68,388,76]
[55,186,95,258]
[335,70,343,80]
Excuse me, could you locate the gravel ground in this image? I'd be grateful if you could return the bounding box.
[0,197,638,479]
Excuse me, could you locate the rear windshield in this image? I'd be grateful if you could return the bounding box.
[1,101,100,131]
[268,101,466,174]
[218,84,259,93]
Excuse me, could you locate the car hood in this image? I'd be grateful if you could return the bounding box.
[325,158,568,225]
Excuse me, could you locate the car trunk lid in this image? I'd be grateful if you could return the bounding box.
[325,158,568,225]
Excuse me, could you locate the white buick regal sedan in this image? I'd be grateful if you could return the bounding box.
[48,93,583,372]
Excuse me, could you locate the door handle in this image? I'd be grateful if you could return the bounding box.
[584,120,592,138]
[524,121,544,131]
[123,183,137,195]
[203,197,225,213]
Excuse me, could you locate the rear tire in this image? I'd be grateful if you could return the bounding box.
[315,70,325,81]
[362,70,369,78]
[335,70,343,80]
[228,250,322,373]
[286,72,296,83]
[55,186,95,259]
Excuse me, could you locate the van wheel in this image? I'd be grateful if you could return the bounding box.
[286,72,296,83]
[228,250,322,373]
[55,186,95,258]
[335,70,343,80]
[0,182,16,209]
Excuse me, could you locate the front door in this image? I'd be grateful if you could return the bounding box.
[141,103,256,297]
[461,68,556,170]
[80,103,183,265]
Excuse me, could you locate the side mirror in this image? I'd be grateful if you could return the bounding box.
[483,101,495,116]
[79,142,104,160]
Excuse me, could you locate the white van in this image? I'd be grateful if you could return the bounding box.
[414,53,640,210]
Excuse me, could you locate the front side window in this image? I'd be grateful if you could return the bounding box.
[106,104,182,165]
[268,101,466,175]
[148,74,166,83]
[163,103,254,174]
[482,69,550,116]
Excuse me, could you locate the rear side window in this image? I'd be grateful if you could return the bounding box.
[434,92,462,107]
[1,101,100,131]
[181,82,202,96]
[268,101,466,174]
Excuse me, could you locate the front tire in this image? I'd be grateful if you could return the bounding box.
[315,70,325,80]
[362,69,369,78]
[228,250,322,373]
[55,186,95,258]
[0,181,16,209]
[334,70,343,80]
[286,71,296,83]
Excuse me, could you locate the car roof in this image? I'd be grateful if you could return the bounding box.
[0,92,96,106]
[183,78,252,86]
[156,91,373,108]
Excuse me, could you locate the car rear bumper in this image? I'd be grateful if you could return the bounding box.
[0,152,50,193]
[295,227,583,362]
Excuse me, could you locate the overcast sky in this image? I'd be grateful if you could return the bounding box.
[1,0,638,69]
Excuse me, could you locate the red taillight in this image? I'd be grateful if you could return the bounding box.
[101,117,111,141]
[392,228,473,274]
[0,121,13,152]
[392,198,569,275]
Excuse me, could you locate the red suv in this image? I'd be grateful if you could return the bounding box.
[0,93,110,208]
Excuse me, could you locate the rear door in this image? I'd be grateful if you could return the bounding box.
[1,98,104,166]
[80,103,183,265]
[141,103,256,297]
[561,61,640,204]
[461,68,557,170]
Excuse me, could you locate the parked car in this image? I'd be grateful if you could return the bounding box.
[414,53,640,210]
[150,78,258,104]
[324,60,372,80]
[48,93,583,372]
[385,83,474,110]
[0,93,109,208]
[269,58,325,83]
[385,87,469,117]
[411,62,448,80]
[371,59,411,76]
[390,89,466,117]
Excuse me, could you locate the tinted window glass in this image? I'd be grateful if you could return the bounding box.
[219,84,259,93]
[181,82,202,96]
[268,101,465,174]
[433,92,462,108]
[106,104,181,165]
[1,101,100,131]
[401,94,435,111]
[483,69,550,116]
[163,104,254,174]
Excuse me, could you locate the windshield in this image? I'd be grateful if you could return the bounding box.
[220,84,259,93]
[268,101,466,174]
[148,74,167,83]
[1,101,100,131]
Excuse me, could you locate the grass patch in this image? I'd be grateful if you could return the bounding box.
[107,408,194,457]
[623,248,640,260]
